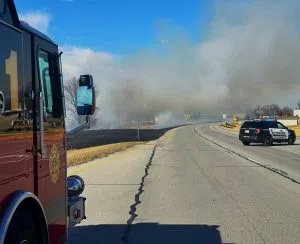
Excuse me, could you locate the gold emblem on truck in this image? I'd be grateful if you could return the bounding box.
[49,144,60,184]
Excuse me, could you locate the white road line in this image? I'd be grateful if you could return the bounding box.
[247,157,263,165]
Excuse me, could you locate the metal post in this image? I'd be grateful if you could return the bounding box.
[137,121,140,141]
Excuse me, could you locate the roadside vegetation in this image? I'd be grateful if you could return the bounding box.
[67,141,144,167]
[288,125,300,138]
[245,104,294,119]
[220,123,300,138]
[219,123,241,132]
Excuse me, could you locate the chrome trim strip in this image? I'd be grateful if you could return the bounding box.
[0,19,22,33]
[0,191,49,244]
[39,91,46,157]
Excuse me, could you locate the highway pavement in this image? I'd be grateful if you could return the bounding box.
[68,124,300,244]
[204,124,300,183]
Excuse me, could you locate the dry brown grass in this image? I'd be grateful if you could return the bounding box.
[288,125,300,137]
[219,124,241,132]
[67,141,144,167]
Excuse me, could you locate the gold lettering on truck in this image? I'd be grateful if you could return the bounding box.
[49,144,60,184]
[5,51,19,111]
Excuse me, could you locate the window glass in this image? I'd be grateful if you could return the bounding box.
[58,55,66,117]
[257,121,264,128]
[0,0,5,15]
[38,51,54,117]
[260,121,270,129]
[277,122,285,129]
[242,122,254,128]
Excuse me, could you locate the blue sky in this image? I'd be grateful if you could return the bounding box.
[13,0,300,114]
[14,0,214,55]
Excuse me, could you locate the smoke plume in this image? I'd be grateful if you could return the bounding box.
[64,0,300,129]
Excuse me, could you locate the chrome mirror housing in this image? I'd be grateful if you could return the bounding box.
[67,175,85,197]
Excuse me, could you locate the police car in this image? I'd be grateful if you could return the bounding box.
[239,119,296,146]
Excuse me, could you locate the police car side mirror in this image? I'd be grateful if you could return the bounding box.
[76,75,96,116]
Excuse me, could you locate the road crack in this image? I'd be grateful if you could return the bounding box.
[122,145,157,243]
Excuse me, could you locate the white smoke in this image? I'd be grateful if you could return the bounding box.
[63,0,300,129]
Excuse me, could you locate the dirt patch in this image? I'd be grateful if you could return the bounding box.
[67,141,144,167]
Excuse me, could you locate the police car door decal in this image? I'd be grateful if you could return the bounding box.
[269,123,288,140]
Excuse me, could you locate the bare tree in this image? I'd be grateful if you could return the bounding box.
[64,77,99,129]
[64,77,78,125]
[245,104,293,119]
[281,106,293,117]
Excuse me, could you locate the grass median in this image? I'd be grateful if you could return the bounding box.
[219,124,241,132]
[67,141,144,167]
[287,125,300,138]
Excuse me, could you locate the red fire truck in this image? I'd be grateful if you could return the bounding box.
[0,1,96,243]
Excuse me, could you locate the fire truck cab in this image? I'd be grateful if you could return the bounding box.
[0,1,95,243]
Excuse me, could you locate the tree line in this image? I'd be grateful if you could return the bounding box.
[245,100,300,120]
[64,76,300,127]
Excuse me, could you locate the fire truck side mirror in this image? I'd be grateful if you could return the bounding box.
[76,83,96,116]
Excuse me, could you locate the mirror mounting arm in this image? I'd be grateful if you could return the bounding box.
[66,115,90,137]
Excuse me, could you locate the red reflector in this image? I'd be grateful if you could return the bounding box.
[73,209,81,219]
[255,128,261,134]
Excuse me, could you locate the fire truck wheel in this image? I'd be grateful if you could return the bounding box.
[5,209,39,244]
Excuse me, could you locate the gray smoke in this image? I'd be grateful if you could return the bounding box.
[92,0,300,129]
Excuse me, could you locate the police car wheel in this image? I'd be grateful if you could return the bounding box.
[242,141,250,146]
[288,136,295,145]
[264,136,273,146]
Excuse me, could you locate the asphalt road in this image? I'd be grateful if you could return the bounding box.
[201,124,300,183]
[68,124,300,244]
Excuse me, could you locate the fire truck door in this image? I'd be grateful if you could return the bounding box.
[35,40,66,243]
